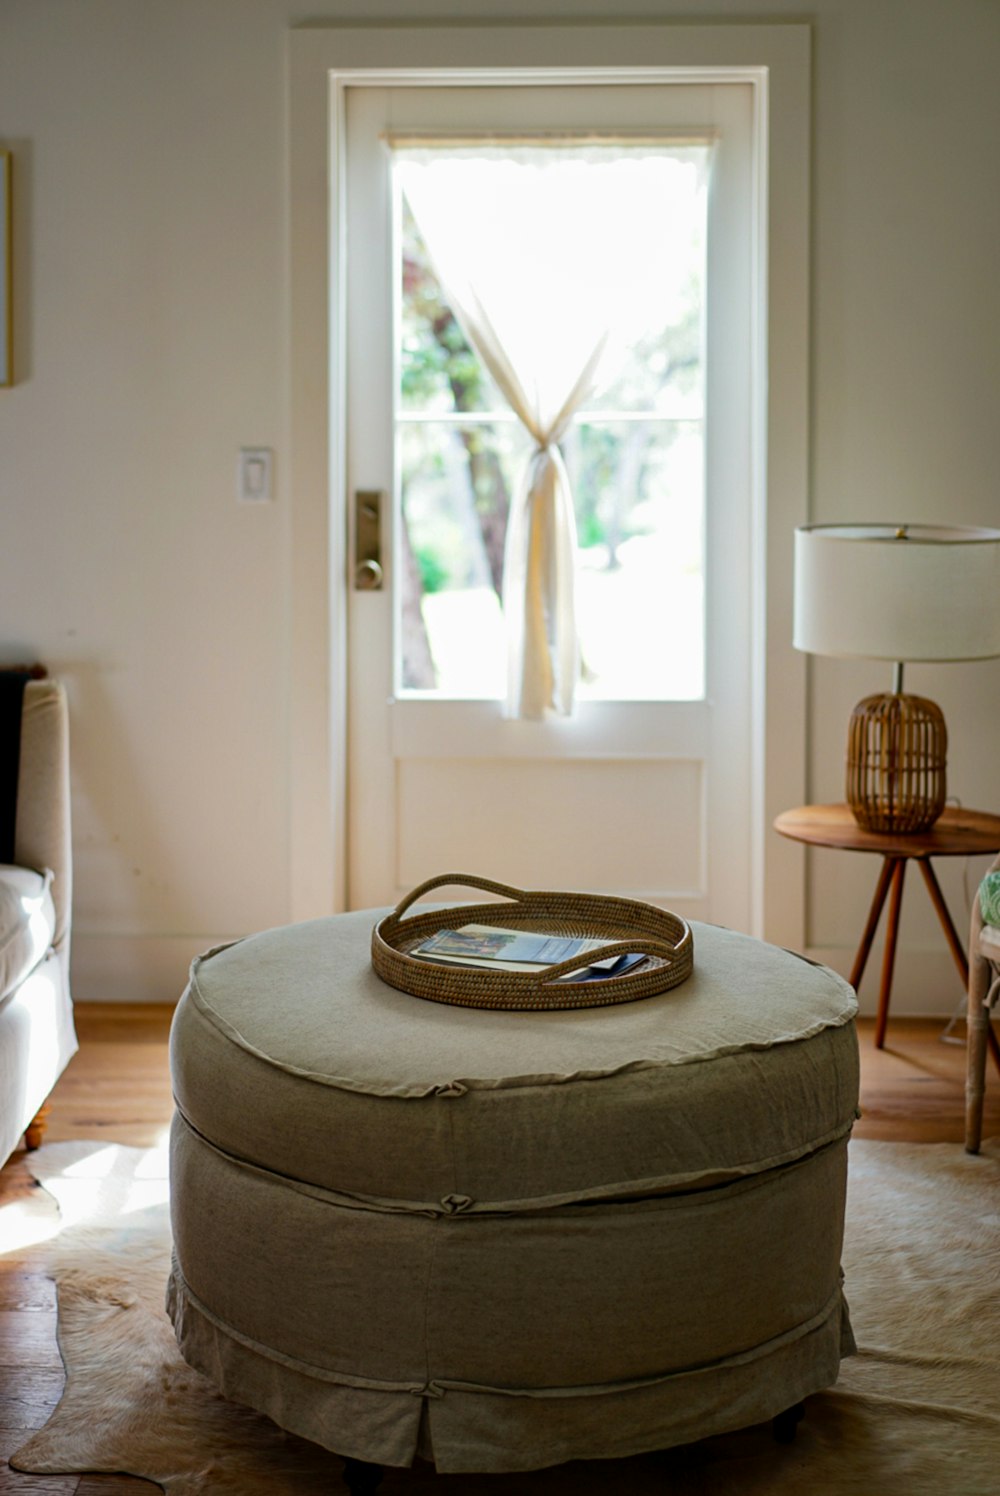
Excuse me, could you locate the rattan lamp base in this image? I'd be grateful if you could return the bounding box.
[846,692,947,834]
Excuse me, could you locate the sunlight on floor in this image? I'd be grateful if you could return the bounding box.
[14,1140,170,1237]
[0,1193,61,1255]
[62,1143,121,1179]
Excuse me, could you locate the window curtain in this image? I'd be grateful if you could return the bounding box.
[393,145,616,719]
[445,291,604,719]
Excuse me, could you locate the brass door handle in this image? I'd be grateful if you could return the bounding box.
[354,490,383,591]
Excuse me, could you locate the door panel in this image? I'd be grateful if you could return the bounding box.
[397,758,704,898]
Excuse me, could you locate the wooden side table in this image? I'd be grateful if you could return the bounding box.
[774,804,1000,1071]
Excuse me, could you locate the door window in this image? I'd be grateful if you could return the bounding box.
[394,142,710,702]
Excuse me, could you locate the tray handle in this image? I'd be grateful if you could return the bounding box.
[389,871,529,923]
[539,933,692,984]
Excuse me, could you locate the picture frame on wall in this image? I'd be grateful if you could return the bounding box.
[1,151,10,387]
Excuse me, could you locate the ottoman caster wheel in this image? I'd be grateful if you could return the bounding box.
[772,1401,806,1445]
[342,1457,384,1493]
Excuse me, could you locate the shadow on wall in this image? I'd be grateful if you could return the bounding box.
[17,657,212,1003]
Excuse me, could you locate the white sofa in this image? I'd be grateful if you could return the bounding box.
[0,673,77,1165]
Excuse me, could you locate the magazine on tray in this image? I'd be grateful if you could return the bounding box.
[409,924,646,982]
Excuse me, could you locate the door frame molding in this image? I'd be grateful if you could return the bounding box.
[288,22,810,945]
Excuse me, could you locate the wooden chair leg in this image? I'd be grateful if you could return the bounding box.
[988,1017,1000,1077]
[23,1102,52,1151]
[966,970,999,1153]
[919,861,1000,1078]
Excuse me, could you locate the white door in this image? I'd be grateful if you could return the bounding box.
[343,80,757,926]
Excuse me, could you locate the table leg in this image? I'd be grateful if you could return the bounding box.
[874,861,907,1050]
[917,860,968,984]
[919,860,1000,1077]
[849,856,897,992]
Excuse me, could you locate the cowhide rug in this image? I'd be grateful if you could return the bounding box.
[8,1137,1000,1495]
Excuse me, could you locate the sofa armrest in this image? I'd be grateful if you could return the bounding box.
[14,679,72,956]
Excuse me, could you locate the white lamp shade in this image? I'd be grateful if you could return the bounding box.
[793,523,1000,662]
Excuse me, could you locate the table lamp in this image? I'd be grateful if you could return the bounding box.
[793,523,1000,833]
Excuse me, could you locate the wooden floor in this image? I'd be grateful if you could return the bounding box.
[1,1005,997,1494]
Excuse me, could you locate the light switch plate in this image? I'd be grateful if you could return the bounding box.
[238,447,273,503]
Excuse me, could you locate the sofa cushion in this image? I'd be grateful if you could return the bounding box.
[0,865,57,1001]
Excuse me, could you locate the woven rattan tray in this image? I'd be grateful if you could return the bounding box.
[371,873,694,1011]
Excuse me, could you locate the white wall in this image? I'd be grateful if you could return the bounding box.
[1,0,998,1008]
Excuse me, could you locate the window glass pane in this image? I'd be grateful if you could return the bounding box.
[400,201,507,416]
[399,421,526,694]
[399,419,704,699]
[395,143,708,701]
[568,422,704,701]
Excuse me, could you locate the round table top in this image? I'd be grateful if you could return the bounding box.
[774,803,1000,858]
[185,909,856,1097]
[172,908,859,1210]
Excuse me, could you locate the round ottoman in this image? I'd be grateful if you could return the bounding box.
[167,910,859,1477]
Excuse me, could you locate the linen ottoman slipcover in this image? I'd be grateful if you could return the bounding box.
[167,909,859,1474]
